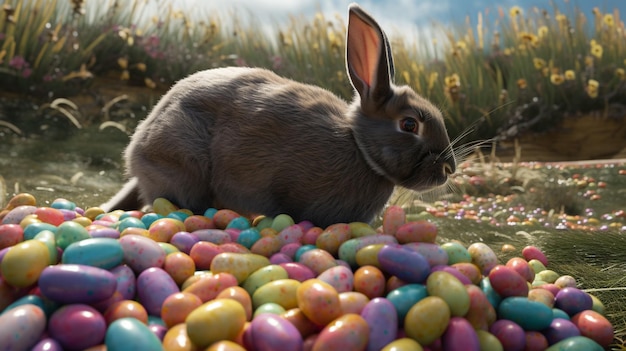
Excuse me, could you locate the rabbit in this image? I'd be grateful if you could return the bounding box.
[101,3,456,228]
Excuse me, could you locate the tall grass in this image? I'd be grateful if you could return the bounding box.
[0,0,624,143]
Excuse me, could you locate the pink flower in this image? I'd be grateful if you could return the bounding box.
[22,68,32,78]
[9,56,26,70]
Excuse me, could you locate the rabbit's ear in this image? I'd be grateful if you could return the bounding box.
[346,4,393,105]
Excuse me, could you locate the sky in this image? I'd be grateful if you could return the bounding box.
[173,0,625,37]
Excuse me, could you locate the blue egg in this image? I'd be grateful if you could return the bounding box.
[2,295,58,318]
[386,284,428,323]
[237,228,261,249]
[227,216,251,230]
[545,336,604,351]
[51,199,76,210]
[480,276,502,309]
[105,318,164,351]
[203,208,218,218]
[62,237,124,270]
[118,217,147,232]
[377,245,430,283]
[23,222,57,240]
[552,308,570,320]
[498,297,554,331]
[167,211,190,221]
[140,213,164,228]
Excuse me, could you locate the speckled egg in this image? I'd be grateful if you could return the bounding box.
[386,283,428,323]
[377,245,430,283]
[394,220,437,244]
[1,239,50,287]
[442,317,480,351]
[0,304,46,351]
[468,242,499,275]
[105,317,164,351]
[426,271,470,317]
[354,265,386,299]
[249,313,303,351]
[497,297,554,331]
[253,279,301,310]
[360,297,397,350]
[404,296,450,346]
[186,298,247,347]
[489,319,525,351]
[441,242,472,265]
[571,310,614,348]
[39,264,117,304]
[554,287,593,316]
[312,314,369,351]
[119,234,166,272]
[297,279,342,326]
[49,304,106,350]
[488,265,529,298]
[316,223,351,256]
[136,267,180,315]
[317,265,354,293]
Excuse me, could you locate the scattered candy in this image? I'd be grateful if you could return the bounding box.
[0,194,617,350]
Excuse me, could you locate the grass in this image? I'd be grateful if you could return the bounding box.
[0,0,625,145]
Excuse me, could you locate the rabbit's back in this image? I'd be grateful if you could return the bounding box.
[125,67,395,225]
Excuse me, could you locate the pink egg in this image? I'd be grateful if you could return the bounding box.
[524,331,548,351]
[189,241,223,270]
[506,257,535,283]
[572,310,614,347]
[0,224,24,249]
[317,265,354,293]
[488,265,529,298]
[442,317,480,351]
[395,220,437,243]
[465,284,496,330]
[522,246,548,266]
[279,262,316,282]
[278,225,305,245]
[48,304,106,350]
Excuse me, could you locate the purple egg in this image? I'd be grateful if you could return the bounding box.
[489,319,525,351]
[554,287,593,316]
[39,264,117,304]
[361,297,398,351]
[169,231,200,254]
[443,317,480,351]
[280,243,302,259]
[335,259,351,268]
[137,267,180,315]
[250,313,303,351]
[88,227,121,239]
[270,253,293,264]
[543,318,581,345]
[279,262,316,282]
[48,304,106,351]
[191,229,231,244]
[119,234,166,272]
[403,242,449,267]
[377,245,430,283]
[297,220,315,232]
[31,338,63,351]
[225,228,241,241]
[60,209,77,221]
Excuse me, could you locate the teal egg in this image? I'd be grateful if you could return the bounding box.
[237,228,261,249]
[553,308,570,320]
[498,296,554,331]
[386,284,428,324]
[441,242,471,264]
[118,217,147,232]
[62,238,124,269]
[140,213,164,228]
[545,336,604,351]
[51,199,76,210]
[480,277,502,309]
[2,294,58,318]
[105,317,164,351]
[294,244,316,262]
[23,222,57,240]
[167,211,190,221]
[55,221,90,250]
[228,217,251,230]
[203,208,218,218]
[34,230,58,264]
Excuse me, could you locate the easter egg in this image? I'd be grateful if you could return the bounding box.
[119,234,167,272]
[136,267,180,315]
[506,257,535,283]
[488,265,529,298]
[544,336,604,351]
[528,287,555,308]
[1,239,50,287]
[355,244,385,267]
[338,291,370,314]
[34,230,58,264]
[254,302,287,317]
[242,265,287,296]
[297,279,342,326]
[451,262,482,284]
[317,265,354,293]
[62,237,124,269]
[186,298,247,347]
[377,245,430,283]
[312,314,369,350]
[211,253,270,283]
[441,242,472,265]
[216,286,253,321]
[465,284,496,330]
[253,279,301,310]
[426,271,470,317]
[104,300,148,325]
[489,319,525,351]
[403,242,448,267]
[468,242,499,275]
[34,207,65,226]
[105,317,164,351]
[49,304,106,350]
[360,297,397,350]
[348,222,376,238]
[163,251,196,285]
[525,331,549,351]
[543,318,581,345]
[497,297,554,331]
[279,262,316,282]
[354,265,386,299]
[189,241,222,269]
[271,214,295,232]
[386,283,427,323]
[522,246,548,266]
[249,313,303,351]
[298,248,338,275]
[55,221,90,250]
[281,308,320,338]
[404,296,450,345]
[571,310,614,347]
[381,338,424,351]
[39,264,117,304]
[161,292,203,327]
[338,235,398,268]
[536,270,560,284]
[0,224,23,249]
[394,220,437,243]
[193,229,232,245]
[30,339,63,351]
[0,304,46,351]
[183,272,238,302]
[206,340,246,351]
[475,330,504,351]
[161,323,195,350]
[554,287,593,316]
[554,275,577,289]
[442,317,480,351]
[315,223,351,256]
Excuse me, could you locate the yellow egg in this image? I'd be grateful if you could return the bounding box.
[152,197,179,216]
[312,314,369,350]
[355,244,385,268]
[297,279,342,326]
[185,299,246,348]
[210,253,270,283]
[216,286,253,321]
[381,337,424,351]
[427,271,470,316]
[205,340,246,351]
[1,240,50,288]
[252,279,301,310]
[242,264,288,296]
[404,296,450,345]
[338,291,370,314]
[162,323,198,351]
[476,330,504,351]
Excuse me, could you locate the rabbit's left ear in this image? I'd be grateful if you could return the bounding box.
[346,3,395,105]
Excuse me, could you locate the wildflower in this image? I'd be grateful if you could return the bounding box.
[586,79,599,98]
[603,14,615,27]
[533,58,546,70]
[538,26,549,38]
[456,40,467,51]
[564,70,576,80]
[22,68,32,78]
[616,68,625,80]
[555,14,567,23]
[444,73,460,88]
[9,56,26,70]
[120,70,129,80]
[585,56,594,67]
[427,72,438,91]
[509,6,523,18]
[592,7,601,17]
[541,67,549,77]
[135,63,147,72]
[520,32,539,46]
[517,78,528,89]
[117,57,128,69]
[145,78,156,89]
[591,43,603,59]
[550,74,564,85]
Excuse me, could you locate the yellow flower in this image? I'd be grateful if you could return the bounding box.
[145,78,156,89]
[550,74,564,85]
[587,79,599,98]
[444,73,461,88]
[538,26,549,38]
[120,70,129,81]
[585,56,594,67]
[565,70,576,80]
[117,57,128,69]
[556,14,567,22]
[517,78,528,89]
[504,48,513,56]
[533,58,547,70]
[135,63,147,72]
[427,72,439,91]
[456,40,467,51]
[591,43,603,59]
[519,32,539,46]
[588,79,599,89]
[616,68,625,80]
[509,6,523,18]
[603,14,615,27]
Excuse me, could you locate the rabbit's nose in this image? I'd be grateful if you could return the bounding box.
[443,157,456,175]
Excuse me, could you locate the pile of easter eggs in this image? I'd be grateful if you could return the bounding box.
[0,193,615,350]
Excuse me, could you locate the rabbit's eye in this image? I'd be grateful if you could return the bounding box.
[400,117,419,134]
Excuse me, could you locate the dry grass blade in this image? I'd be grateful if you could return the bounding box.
[101,94,129,121]
[99,121,127,133]
[0,120,23,135]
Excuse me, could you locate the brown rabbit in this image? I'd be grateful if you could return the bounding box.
[102,3,456,227]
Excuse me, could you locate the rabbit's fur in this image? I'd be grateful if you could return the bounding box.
[102,4,456,227]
